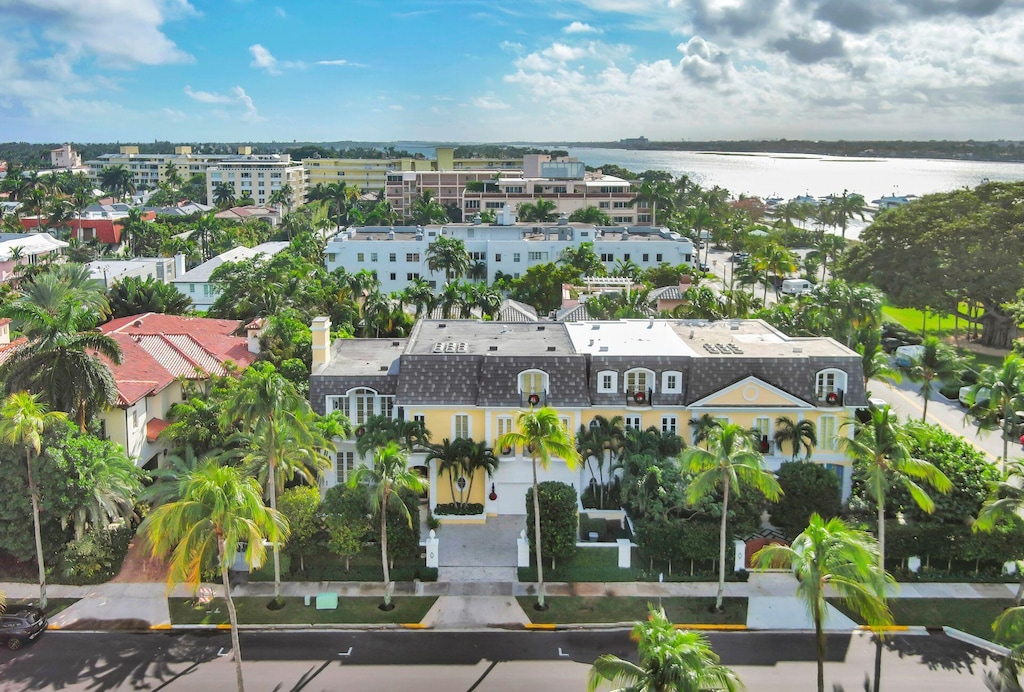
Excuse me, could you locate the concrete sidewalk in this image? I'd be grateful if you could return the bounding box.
[3,575,1018,631]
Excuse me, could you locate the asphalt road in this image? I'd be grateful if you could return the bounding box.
[0,630,1002,691]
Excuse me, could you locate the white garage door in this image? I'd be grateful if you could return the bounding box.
[496,483,532,515]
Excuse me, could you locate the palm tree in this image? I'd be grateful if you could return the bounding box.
[0,298,122,430]
[462,439,499,506]
[629,179,675,226]
[855,332,902,390]
[425,438,467,509]
[517,197,557,223]
[496,407,581,610]
[827,190,868,238]
[753,514,893,692]
[13,262,110,319]
[191,212,222,262]
[213,182,236,208]
[99,165,135,201]
[588,606,744,692]
[220,363,323,603]
[992,606,1024,688]
[680,422,782,611]
[142,461,287,692]
[752,241,798,302]
[773,416,817,461]
[347,440,427,609]
[425,236,471,283]
[840,405,951,571]
[688,413,721,448]
[268,184,294,214]
[901,336,966,422]
[568,206,612,225]
[70,443,143,541]
[973,459,1024,605]
[0,392,67,608]
[965,354,1024,465]
[559,242,606,277]
[409,189,448,225]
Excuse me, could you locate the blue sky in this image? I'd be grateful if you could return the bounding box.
[1,0,1022,143]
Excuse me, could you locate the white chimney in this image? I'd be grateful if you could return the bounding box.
[246,318,263,354]
[311,316,332,369]
[174,253,186,277]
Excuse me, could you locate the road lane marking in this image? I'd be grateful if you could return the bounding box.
[557,647,570,658]
[338,646,353,657]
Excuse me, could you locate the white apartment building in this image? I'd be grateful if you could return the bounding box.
[86,145,235,192]
[206,154,305,209]
[324,212,695,295]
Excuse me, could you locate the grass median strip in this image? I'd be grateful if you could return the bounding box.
[517,597,747,625]
[168,596,436,626]
[828,598,1014,639]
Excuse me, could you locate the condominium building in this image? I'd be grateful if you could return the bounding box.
[385,154,643,223]
[309,318,865,515]
[206,154,306,209]
[86,146,235,192]
[324,214,695,294]
[303,147,522,194]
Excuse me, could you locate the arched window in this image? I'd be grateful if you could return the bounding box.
[624,368,655,396]
[326,387,393,426]
[518,369,549,395]
[815,369,848,402]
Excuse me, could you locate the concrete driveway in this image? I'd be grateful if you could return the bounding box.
[437,515,524,582]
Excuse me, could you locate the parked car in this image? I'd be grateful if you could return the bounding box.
[0,606,47,650]
[730,252,750,262]
[698,262,710,272]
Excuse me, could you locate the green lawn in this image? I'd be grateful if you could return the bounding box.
[250,549,436,583]
[518,547,725,583]
[168,596,436,625]
[829,598,1014,640]
[882,305,966,336]
[518,596,747,625]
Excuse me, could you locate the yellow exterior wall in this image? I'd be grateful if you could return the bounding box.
[435,466,488,506]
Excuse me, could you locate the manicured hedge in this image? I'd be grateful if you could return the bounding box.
[525,482,578,568]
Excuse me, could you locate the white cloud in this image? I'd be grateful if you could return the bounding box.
[184,85,259,119]
[564,21,600,34]
[470,96,510,110]
[316,59,350,66]
[248,44,305,74]
[0,0,196,66]
[274,6,286,18]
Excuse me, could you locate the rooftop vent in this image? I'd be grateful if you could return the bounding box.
[438,323,446,328]
[591,324,600,330]
[536,325,545,331]
[431,342,469,354]
[547,346,556,352]
[730,323,740,331]
[380,366,388,371]
[488,345,498,351]
[599,346,609,352]
[392,341,400,347]
[793,347,803,353]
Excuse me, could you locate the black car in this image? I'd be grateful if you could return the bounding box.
[1,606,47,650]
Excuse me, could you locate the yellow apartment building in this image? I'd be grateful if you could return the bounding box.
[309,318,866,518]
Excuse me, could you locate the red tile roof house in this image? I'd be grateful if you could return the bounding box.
[97,313,261,469]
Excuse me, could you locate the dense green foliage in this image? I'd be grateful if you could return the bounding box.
[769,462,841,539]
[525,482,579,568]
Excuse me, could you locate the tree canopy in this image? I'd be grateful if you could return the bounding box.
[843,181,1024,348]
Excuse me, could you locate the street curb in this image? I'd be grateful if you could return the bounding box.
[943,626,1012,656]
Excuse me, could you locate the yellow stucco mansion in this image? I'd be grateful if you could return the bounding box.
[309,318,867,515]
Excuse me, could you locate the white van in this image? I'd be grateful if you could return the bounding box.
[894,344,925,367]
[781,278,814,296]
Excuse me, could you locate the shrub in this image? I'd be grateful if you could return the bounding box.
[769,462,841,539]
[56,524,135,585]
[433,502,484,516]
[634,517,720,576]
[525,482,578,568]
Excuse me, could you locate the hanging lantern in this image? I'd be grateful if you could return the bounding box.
[489,483,498,501]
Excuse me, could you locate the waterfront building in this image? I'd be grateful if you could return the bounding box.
[386,154,643,224]
[309,317,864,516]
[304,147,521,194]
[324,214,695,295]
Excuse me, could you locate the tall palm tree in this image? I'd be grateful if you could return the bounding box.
[0,298,122,430]
[773,416,817,461]
[462,439,499,506]
[497,406,581,610]
[517,197,557,223]
[965,354,1024,465]
[409,189,448,225]
[856,332,902,390]
[268,184,294,214]
[827,190,868,238]
[753,514,893,692]
[629,179,675,226]
[588,606,744,692]
[680,422,782,611]
[973,459,1024,605]
[213,182,236,208]
[840,405,951,571]
[13,262,110,319]
[752,241,798,302]
[347,440,427,609]
[0,392,67,608]
[568,206,612,225]
[69,443,144,541]
[142,461,287,692]
[425,236,471,284]
[220,363,323,603]
[902,336,966,422]
[424,437,467,509]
